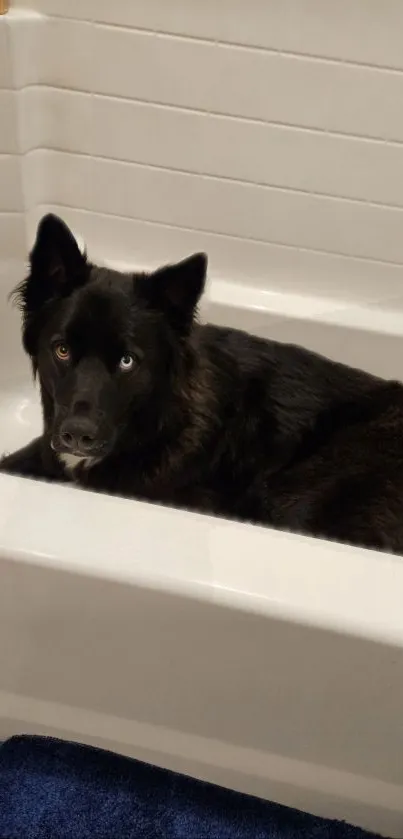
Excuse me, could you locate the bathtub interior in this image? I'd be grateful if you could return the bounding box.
[0,260,41,457]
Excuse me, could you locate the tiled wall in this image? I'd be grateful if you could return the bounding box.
[5,1,403,302]
[0,15,25,259]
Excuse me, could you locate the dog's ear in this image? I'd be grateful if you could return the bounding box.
[12,214,88,358]
[140,253,207,328]
[27,214,87,305]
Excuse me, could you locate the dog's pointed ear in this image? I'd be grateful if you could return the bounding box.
[29,214,87,295]
[12,214,89,359]
[141,253,208,327]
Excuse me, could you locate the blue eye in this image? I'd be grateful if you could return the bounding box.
[119,353,135,372]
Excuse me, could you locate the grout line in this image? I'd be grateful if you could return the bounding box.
[22,147,403,214]
[31,203,403,272]
[8,84,403,150]
[11,8,403,78]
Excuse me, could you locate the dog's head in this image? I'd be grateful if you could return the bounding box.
[14,214,207,462]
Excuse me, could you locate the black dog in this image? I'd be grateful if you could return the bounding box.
[2,213,403,554]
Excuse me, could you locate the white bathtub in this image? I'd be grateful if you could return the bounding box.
[0,257,403,838]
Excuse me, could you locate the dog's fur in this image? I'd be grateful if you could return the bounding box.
[2,213,403,554]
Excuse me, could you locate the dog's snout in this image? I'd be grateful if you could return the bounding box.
[58,417,99,455]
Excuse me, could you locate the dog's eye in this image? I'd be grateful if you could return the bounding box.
[119,353,135,372]
[53,342,71,362]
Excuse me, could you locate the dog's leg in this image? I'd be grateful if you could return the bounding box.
[0,436,64,482]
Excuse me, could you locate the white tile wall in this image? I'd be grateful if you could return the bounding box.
[90,98,403,208]
[19,88,403,209]
[0,156,23,212]
[23,150,403,266]
[0,21,11,87]
[19,88,93,155]
[7,13,87,89]
[23,150,91,213]
[4,4,403,302]
[12,18,403,142]
[12,0,403,71]
[0,214,26,260]
[27,205,403,305]
[0,18,25,258]
[0,92,19,153]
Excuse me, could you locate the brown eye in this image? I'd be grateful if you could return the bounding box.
[53,342,71,362]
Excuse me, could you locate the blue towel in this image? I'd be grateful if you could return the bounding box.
[0,736,383,839]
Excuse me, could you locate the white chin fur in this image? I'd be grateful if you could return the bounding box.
[58,452,99,475]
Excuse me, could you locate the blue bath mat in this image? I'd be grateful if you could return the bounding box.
[0,736,383,839]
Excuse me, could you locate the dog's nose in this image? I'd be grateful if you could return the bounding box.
[59,418,99,454]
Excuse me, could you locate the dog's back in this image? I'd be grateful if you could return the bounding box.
[158,324,403,553]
